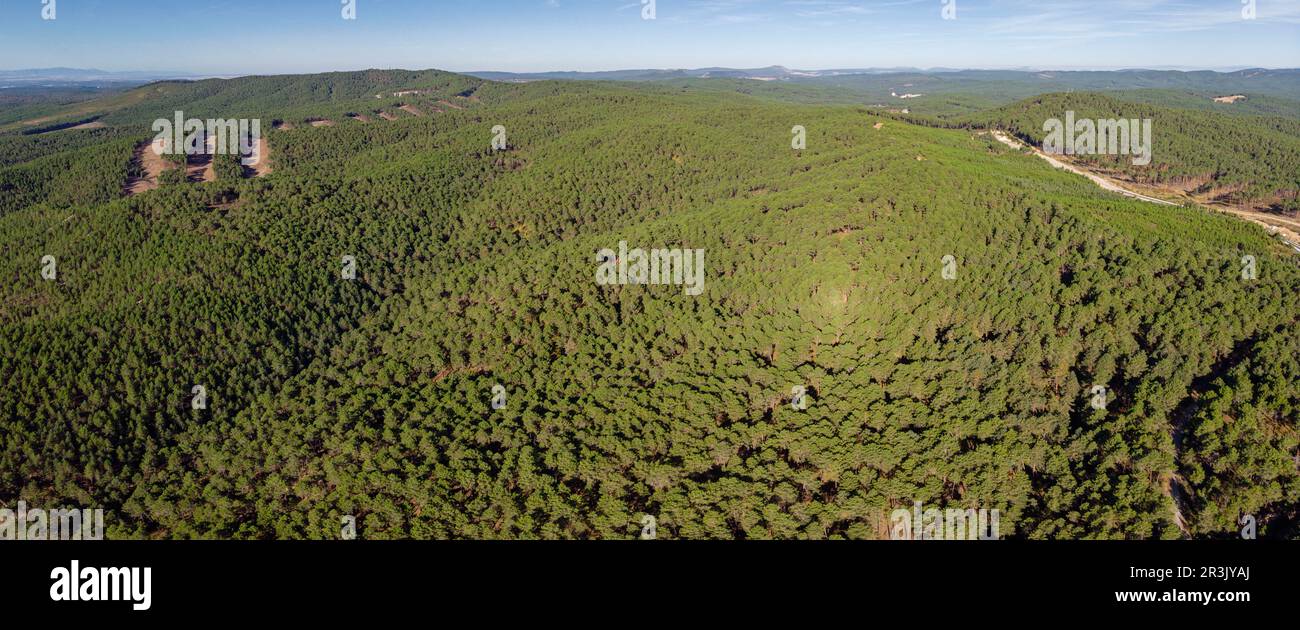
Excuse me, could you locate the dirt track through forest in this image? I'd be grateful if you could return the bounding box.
[991,131,1176,205]
[989,130,1300,249]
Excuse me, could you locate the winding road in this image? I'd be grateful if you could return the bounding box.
[990,131,1176,205]
[989,130,1300,250]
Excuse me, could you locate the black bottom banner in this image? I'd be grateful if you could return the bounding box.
[0,541,1288,620]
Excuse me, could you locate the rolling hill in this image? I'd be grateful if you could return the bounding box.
[1,69,1297,539]
[949,92,1300,213]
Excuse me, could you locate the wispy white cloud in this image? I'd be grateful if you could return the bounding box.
[978,0,1300,42]
[782,1,873,18]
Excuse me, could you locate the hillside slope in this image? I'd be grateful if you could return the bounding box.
[1,71,1296,539]
[948,92,1300,214]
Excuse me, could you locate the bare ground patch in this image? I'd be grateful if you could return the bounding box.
[32,119,106,134]
[247,137,272,177]
[124,139,171,196]
[186,136,216,183]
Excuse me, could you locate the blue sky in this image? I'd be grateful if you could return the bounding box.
[1,0,1297,74]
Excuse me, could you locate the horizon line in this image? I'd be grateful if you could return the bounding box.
[3,65,1299,78]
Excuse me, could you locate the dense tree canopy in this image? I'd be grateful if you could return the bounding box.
[1,70,1296,539]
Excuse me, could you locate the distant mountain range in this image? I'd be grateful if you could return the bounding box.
[465,65,1292,83]
[5,66,1296,93]
[468,65,967,82]
[0,68,225,88]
